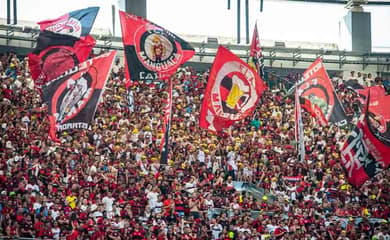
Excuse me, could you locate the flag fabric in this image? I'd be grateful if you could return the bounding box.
[38,7,99,38]
[299,96,327,126]
[344,79,365,91]
[248,23,265,79]
[295,85,305,162]
[119,10,195,87]
[42,51,116,141]
[28,31,95,88]
[297,58,348,127]
[199,46,266,132]
[341,88,390,187]
[160,79,173,164]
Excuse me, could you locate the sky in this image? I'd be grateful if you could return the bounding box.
[1,0,390,51]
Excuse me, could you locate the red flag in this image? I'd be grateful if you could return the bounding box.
[28,31,95,88]
[297,58,348,126]
[341,87,390,187]
[199,46,266,132]
[119,11,195,87]
[42,51,116,141]
[248,23,265,79]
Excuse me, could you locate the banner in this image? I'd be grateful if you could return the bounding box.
[248,23,265,80]
[42,51,116,141]
[38,7,99,38]
[297,58,348,127]
[341,89,390,187]
[199,46,266,132]
[295,86,305,162]
[28,31,95,88]
[119,11,195,87]
[160,79,173,164]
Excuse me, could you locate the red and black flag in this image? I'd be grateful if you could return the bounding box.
[160,79,173,164]
[38,7,99,38]
[28,31,95,88]
[297,58,348,127]
[341,88,390,187]
[42,51,116,142]
[248,23,265,80]
[199,46,266,132]
[28,7,98,89]
[119,10,195,87]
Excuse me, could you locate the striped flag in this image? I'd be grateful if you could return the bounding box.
[248,23,265,80]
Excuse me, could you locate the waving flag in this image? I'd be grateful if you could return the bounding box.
[341,88,390,187]
[28,31,95,88]
[160,79,173,164]
[42,51,116,141]
[119,11,195,87]
[297,58,348,127]
[38,7,99,38]
[248,23,265,79]
[199,46,266,132]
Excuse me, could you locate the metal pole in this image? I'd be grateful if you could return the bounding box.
[237,0,241,44]
[13,0,17,24]
[260,0,264,12]
[7,0,11,24]
[111,4,115,36]
[245,0,249,44]
[228,0,231,9]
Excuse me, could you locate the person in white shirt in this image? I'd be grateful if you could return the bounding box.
[146,186,159,210]
[185,176,198,194]
[102,192,115,214]
[204,194,214,220]
[51,222,61,239]
[210,218,223,240]
[197,149,205,163]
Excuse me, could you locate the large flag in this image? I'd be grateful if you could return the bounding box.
[199,46,266,132]
[28,31,95,87]
[160,79,173,164]
[119,10,195,87]
[38,7,99,38]
[295,85,305,162]
[297,58,348,127]
[341,87,390,187]
[248,23,265,79]
[42,51,116,141]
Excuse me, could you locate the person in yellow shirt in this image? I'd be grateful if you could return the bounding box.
[66,192,77,209]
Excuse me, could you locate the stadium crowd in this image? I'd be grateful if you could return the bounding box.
[0,51,389,240]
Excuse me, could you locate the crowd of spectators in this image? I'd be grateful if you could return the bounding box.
[0,52,389,240]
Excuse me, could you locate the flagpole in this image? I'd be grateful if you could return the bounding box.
[160,78,173,164]
[295,83,305,163]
